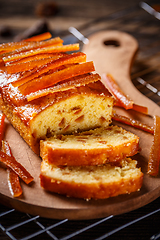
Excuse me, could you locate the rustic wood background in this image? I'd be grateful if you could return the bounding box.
[0,0,141,43]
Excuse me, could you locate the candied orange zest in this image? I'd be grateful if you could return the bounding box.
[0,113,5,145]
[0,41,34,54]
[6,53,69,74]
[3,43,79,63]
[112,112,154,134]
[102,73,134,110]
[11,54,66,87]
[0,36,55,55]
[18,61,95,96]
[9,52,86,76]
[114,101,148,115]
[2,141,22,197]
[8,52,66,65]
[6,58,52,74]
[7,168,23,197]
[12,52,85,87]
[1,37,63,62]
[27,73,100,101]
[147,115,160,176]
[23,32,52,42]
[2,140,14,158]
[132,104,148,115]
[0,150,34,184]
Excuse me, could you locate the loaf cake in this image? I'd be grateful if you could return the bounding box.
[40,157,143,199]
[40,125,139,166]
[0,80,114,155]
[0,34,143,200]
[0,37,114,155]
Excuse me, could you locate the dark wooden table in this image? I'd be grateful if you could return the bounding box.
[1,0,160,239]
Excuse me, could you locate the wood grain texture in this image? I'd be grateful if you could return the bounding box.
[0,31,160,220]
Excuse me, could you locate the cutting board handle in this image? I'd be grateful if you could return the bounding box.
[83,30,138,100]
[82,30,159,115]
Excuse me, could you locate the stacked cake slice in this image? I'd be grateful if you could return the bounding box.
[40,126,143,200]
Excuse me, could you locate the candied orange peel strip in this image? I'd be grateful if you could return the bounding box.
[10,52,86,77]
[132,104,148,115]
[1,38,63,62]
[114,101,148,115]
[102,73,148,114]
[6,58,54,74]
[3,43,79,63]
[112,112,154,134]
[102,73,134,109]
[0,41,33,54]
[2,141,22,197]
[6,52,69,74]
[147,115,160,176]
[0,34,57,56]
[27,73,100,101]
[8,52,66,65]
[7,168,23,197]
[18,61,95,96]
[12,52,85,87]
[0,113,5,145]
[0,33,53,54]
[0,150,34,184]
[0,32,52,54]
[23,32,52,42]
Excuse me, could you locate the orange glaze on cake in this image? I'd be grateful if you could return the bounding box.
[0,69,114,154]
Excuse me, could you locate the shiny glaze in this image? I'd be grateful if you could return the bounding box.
[0,68,112,126]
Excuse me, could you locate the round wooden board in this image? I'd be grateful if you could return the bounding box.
[1,30,160,220]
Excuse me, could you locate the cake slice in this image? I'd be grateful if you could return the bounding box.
[40,125,139,166]
[40,157,143,200]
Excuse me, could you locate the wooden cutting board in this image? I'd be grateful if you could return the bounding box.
[0,30,160,220]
